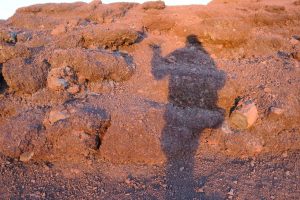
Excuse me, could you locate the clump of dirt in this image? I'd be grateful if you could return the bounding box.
[0,0,299,168]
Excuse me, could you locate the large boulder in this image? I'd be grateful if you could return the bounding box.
[0,101,111,162]
[2,57,50,94]
[49,48,135,83]
[0,108,47,158]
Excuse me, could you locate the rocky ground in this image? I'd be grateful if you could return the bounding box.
[0,0,300,199]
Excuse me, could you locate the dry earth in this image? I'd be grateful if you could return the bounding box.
[0,0,300,199]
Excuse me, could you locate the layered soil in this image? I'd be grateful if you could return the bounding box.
[0,0,300,199]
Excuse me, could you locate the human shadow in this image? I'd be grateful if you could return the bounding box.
[151,35,226,199]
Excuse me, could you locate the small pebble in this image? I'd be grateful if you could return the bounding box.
[250,160,255,167]
[282,151,288,158]
[228,188,234,196]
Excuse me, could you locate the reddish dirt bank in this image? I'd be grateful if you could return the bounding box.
[0,0,300,199]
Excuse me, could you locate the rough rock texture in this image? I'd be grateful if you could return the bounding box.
[141,1,166,10]
[0,101,110,162]
[2,57,50,94]
[1,1,300,199]
[0,0,299,167]
[49,48,134,82]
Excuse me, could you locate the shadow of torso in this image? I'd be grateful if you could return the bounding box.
[151,35,226,199]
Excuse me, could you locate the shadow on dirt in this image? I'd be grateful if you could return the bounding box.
[0,64,8,94]
[151,35,226,199]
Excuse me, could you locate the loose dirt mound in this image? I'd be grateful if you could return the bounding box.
[0,0,299,167]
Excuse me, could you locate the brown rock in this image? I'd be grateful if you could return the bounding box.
[47,77,68,91]
[230,100,258,129]
[293,0,300,5]
[292,51,300,61]
[142,1,166,10]
[81,25,139,49]
[2,57,50,94]
[48,110,70,124]
[67,85,80,94]
[269,107,284,116]
[51,24,66,36]
[19,151,34,162]
[47,66,79,92]
[0,108,47,158]
[49,48,134,83]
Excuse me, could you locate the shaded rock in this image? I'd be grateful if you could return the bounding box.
[230,100,258,129]
[292,51,300,61]
[2,57,50,94]
[16,31,33,42]
[142,1,166,10]
[0,28,12,42]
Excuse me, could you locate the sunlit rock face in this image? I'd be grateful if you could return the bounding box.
[102,0,212,5]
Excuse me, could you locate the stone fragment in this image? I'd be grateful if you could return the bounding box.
[19,151,34,162]
[230,100,258,129]
[292,51,300,61]
[269,107,284,116]
[290,38,299,46]
[48,110,69,124]
[0,43,31,63]
[67,85,80,94]
[264,87,272,93]
[228,188,234,196]
[47,77,68,91]
[47,66,78,92]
